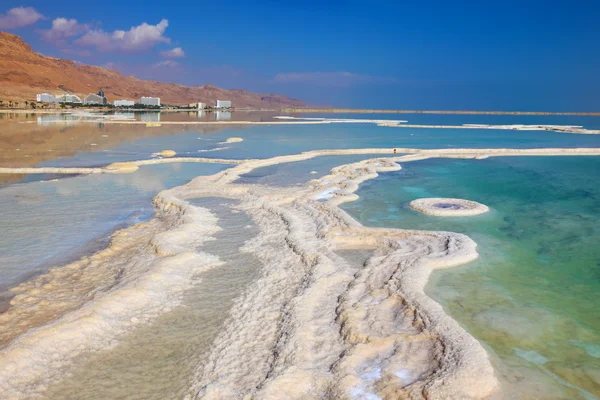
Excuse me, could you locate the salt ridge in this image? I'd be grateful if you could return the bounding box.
[2,147,600,398]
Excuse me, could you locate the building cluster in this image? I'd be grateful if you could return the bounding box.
[34,90,232,110]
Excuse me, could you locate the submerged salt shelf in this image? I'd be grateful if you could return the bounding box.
[0,162,228,287]
[40,198,262,400]
[236,154,396,186]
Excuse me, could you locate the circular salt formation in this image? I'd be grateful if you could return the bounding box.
[409,198,489,216]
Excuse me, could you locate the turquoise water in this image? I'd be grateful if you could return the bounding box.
[341,156,600,398]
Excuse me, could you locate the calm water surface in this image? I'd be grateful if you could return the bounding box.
[342,156,600,399]
[1,112,600,398]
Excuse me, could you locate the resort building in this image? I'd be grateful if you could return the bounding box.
[84,90,108,105]
[114,100,135,107]
[216,100,232,109]
[140,97,161,106]
[56,94,82,104]
[36,93,58,103]
[84,94,104,105]
[189,102,206,110]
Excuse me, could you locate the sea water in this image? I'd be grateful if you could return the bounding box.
[2,112,600,398]
[0,162,228,289]
[18,113,600,169]
[341,156,600,399]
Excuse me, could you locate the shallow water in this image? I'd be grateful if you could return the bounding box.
[2,112,600,399]
[341,156,600,398]
[40,198,261,400]
[5,112,600,170]
[0,162,227,288]
[237,154,395,186]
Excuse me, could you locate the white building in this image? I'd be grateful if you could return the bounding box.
[36,93,58,103]
[216,100,232,109]
[114,100,135,107]
[56,94,82,104]
[140,97,161,106]
[84,93,105,105]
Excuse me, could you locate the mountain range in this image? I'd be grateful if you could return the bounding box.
[0,31,303,108]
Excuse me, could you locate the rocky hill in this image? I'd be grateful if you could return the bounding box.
[0,31,303,108]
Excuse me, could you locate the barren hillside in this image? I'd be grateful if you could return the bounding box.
[0,31,303,108]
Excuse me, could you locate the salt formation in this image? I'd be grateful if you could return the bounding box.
[181,157,498,399]
[409,198,489,216]
[153,149,177,157]
[5,146,600,399]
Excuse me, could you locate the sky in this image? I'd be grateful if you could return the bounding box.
[1,0,599,110]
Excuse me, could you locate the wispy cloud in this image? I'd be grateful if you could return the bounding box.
[160,47,185,58]
[76,19,170,52]
[39,18,88,43]
[0,6,44,29]
[272,71,398,87]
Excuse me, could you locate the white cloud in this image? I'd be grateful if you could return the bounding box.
[152,60,179,68]
[272,71,398,87]
[40,18,88,42]
[0,6,44,29]
[160,47,185,58]
[76,19,170,52]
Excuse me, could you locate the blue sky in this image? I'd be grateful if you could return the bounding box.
[1,0,599,110]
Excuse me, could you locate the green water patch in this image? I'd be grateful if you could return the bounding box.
[341,156,600,398]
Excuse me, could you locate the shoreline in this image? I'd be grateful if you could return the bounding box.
[280,108,600,116]
[4,107,600,116]
[2,147,600,176]
[2,147,600,398]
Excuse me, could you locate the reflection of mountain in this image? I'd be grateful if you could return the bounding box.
[0,31,304,108]
[0,113,252,184]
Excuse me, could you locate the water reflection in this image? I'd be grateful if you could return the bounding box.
[215,111,231,121]
[140,112,161,122]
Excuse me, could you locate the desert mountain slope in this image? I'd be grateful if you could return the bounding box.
[0,31,303,108]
